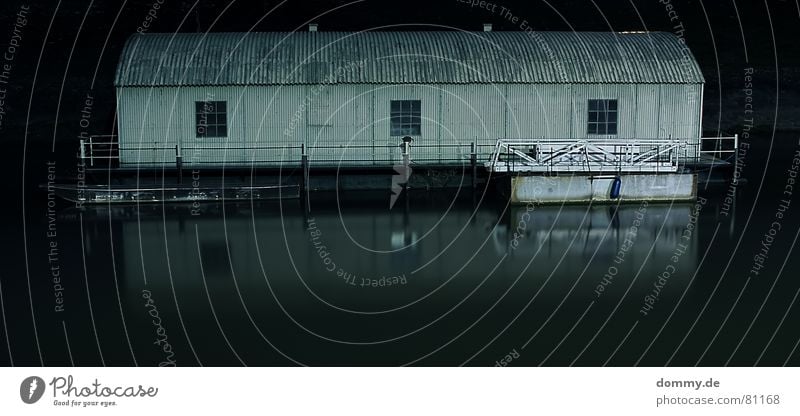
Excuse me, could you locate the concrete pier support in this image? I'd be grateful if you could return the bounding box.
[510,173,697,204]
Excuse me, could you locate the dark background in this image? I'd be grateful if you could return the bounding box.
[0,0,798,366]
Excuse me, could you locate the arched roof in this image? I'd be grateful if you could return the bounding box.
[115,30,704,87]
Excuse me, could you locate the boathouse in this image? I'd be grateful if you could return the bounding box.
[110,29,705,169]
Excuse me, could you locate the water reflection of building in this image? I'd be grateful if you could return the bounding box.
[492,203,698,274]
[78,200,503,294]
[51,194,729,368]
[73,197,700,307]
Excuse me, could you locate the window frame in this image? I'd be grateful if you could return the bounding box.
[586,99,618,136]
[195,100,228,138]
[390,99,421,136]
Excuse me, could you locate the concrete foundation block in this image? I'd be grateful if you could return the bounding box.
[510,173,697,204]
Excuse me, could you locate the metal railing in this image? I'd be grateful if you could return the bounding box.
[698,135,739,163]
[79,136,496,167]
[485,136,738,174]
[79,135,737,174]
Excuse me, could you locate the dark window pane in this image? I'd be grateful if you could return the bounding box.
[195,101,228,138]
[389,100,421,136]
[587,99,617,136]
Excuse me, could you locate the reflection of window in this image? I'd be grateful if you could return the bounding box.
[195,101,227,138]
[390,100,421,136]
[587,99,618,135]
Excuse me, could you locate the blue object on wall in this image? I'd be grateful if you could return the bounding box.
[610,176,622,199]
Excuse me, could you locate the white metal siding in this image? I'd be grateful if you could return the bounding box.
[117,82,703,166]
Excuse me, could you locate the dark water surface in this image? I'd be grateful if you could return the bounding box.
[4,138,800,366]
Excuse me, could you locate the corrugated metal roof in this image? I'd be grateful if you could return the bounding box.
[115,31,704,87]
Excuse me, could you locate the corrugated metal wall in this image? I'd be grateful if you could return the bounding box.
[117,82,702,167]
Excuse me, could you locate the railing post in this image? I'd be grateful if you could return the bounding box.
[301,144,309,196]
[89,136,94,167]
[401,137,411,167]
[400,136,413,198]
[79,139,86,162]
[175,145,183,185]
[470,141,477,190]
[511,142,515,172]
[507,142,510,173]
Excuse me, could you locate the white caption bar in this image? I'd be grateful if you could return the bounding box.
[0,367,796,415]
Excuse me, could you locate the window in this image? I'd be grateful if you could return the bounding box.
[390,100,421,136]
[195,101,227,138]
[587,99,618,135]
